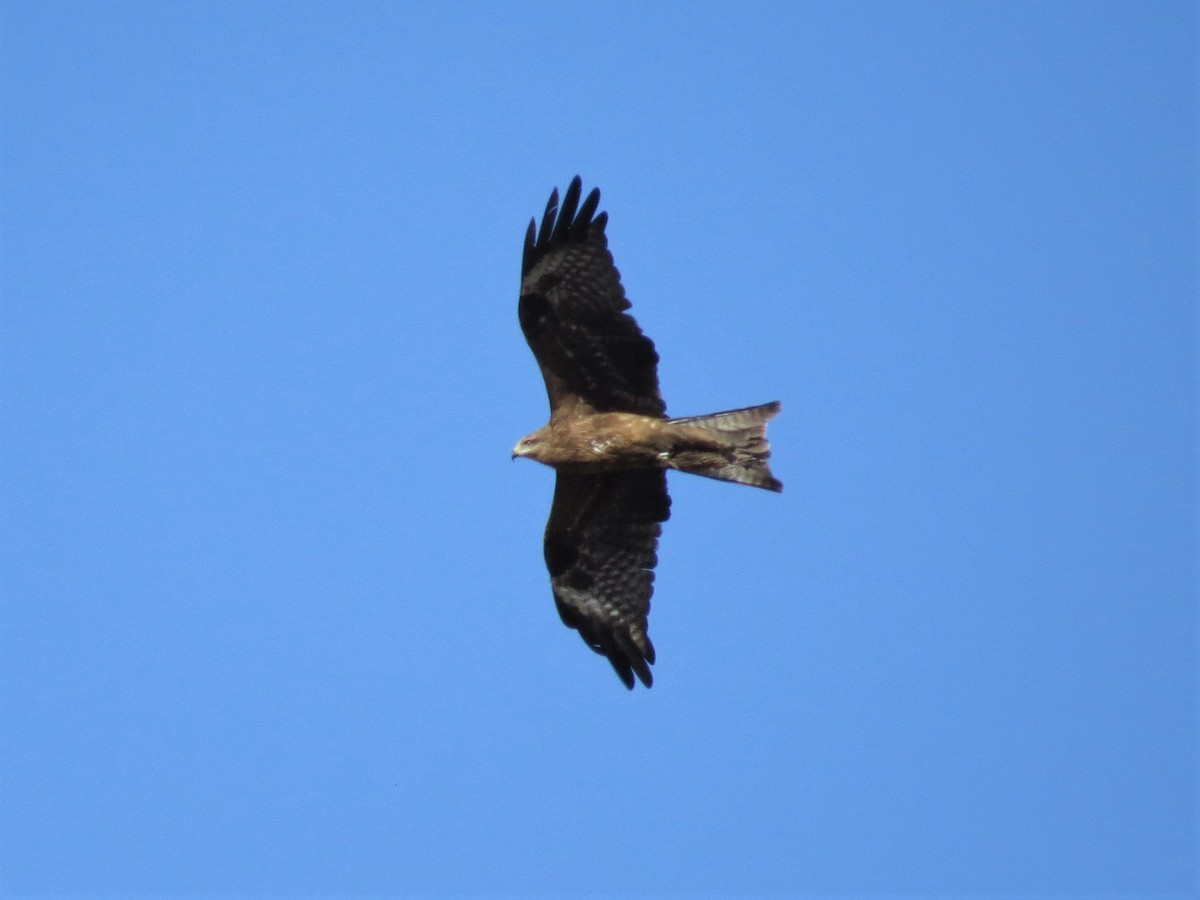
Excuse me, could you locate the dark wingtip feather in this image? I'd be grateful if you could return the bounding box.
[558,177,582,232]
[555,601,656,690]
[630,658,653,689]
[576,187,601,236]
[611,659,636,690]
[522,218,536,272]
[538,186,560,248]
[523,179,609,277]
[610,630,654,689]
[599,632,655,689]
[607,654,652,690]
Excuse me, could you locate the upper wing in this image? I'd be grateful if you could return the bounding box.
[519,177,666,418]
[543,469,671,689]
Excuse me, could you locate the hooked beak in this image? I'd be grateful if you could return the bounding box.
[512,434,539,461]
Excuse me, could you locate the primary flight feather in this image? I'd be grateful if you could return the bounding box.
[514,177,781,689]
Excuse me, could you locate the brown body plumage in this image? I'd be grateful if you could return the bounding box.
[513,404,781,490]
[515,177,781,689]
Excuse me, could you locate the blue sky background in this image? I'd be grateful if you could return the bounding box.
[1,2,1195,897]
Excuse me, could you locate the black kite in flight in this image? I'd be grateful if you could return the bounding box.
[513,177,782,689]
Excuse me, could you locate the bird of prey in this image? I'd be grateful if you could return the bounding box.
[513,177,781,689]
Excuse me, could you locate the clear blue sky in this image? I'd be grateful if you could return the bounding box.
[1,2,1194,897]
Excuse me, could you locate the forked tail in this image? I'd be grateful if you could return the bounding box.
[667,401,783,492]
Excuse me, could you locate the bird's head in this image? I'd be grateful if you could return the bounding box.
[512,430,546,462]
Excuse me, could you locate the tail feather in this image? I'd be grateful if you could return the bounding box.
[667,401,782,492]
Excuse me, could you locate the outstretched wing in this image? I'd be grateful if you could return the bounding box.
[519,177,666,418]
[543,470,671,689]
